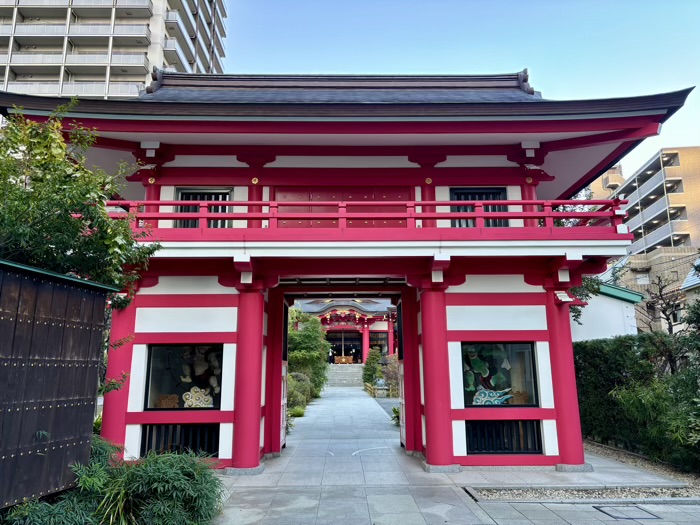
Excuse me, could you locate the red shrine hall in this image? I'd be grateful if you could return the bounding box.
[0,71,690,472]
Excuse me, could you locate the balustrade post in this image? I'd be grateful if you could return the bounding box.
[269,202,278,229]
[474,203,485,229]
[406,203,416,229]
[521,179,539,228]
[544,202,555,229]
[338,202,347,229]
[248,183,263,229]
[198,203,208,229]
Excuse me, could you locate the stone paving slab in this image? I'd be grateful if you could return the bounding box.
[214,386,696,525]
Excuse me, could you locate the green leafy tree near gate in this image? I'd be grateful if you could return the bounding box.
[287,307,330,398]
[0,103,159,308]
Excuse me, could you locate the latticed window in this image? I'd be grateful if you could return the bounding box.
[176,189,232,228]
[450,188,508,228]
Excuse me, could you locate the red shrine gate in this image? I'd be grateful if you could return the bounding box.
[1,70,690,473]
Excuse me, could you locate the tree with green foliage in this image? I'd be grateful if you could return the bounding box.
[0,104,159,308]
[287,307,330,397]
[362,347,383,385]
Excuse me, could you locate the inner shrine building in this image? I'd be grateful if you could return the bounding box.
[0,70,690,472]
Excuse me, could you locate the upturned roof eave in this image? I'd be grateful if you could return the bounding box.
[0,87,692,120]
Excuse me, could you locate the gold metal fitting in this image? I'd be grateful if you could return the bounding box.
[148,177,156,184]
[251,177,259,185]
[425,178,433,185]
[525,177,533,184]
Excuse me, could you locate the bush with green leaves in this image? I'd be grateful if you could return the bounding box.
[289,372,313,403]
[574,335,655,447]
[286,375,307,410]
[363,348,383,385]
[611,367,700,469]
[0,104,159,308]
[391,406,400,426]
[287,308,330,397]
[0,436,225,525]
[289,406,305,418]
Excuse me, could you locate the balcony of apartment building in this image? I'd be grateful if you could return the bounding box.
[6,79,143,97]
[211,51,222,74]
[164,9,195,57]
[213,29,223,58]
[213,0,225,20]
[196,0,211,25]
[163,37,192,72]
[195,14,211,49]
[214,7,225,37]
[112,23,151,45]
[13,22,66,46]
[70,0,113,17]
[194,41,210,72]
[115,0,153,17]
[9,51,62,78]
[165,1,196,37]
[62,51,149,74]
[628,219,690,255]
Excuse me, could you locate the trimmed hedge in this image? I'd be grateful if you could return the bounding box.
[575,335,700,471]
[574,336,655,448]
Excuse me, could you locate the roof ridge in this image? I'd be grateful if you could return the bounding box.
[146,69,536,94]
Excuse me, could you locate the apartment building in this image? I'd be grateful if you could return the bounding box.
[0,0,225,98]
[594,147,700,255]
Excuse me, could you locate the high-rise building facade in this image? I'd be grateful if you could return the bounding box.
[594,147,700,255]
[0,0,225,98]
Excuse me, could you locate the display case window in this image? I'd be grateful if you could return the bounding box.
[146,345,224,410]
[462,342,537,406]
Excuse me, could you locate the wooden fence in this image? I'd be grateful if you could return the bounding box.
[0,260,115,509]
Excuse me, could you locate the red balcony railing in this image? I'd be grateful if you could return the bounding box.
[106,199,630,243]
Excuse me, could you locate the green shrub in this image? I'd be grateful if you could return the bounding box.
[289,372,313,403]
[612,367,700,470]
[574,336,655,447]
[391,406,400,426]
[363,348,383,385]
[289,406,305,417]
[287,376,307,410]
[1,436,224,525]
[92,414,102,435]
[287,309,330,397]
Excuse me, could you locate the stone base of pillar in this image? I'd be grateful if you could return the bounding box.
[224,465,266,476]
[421,460,461,473]
[555,463,594,472]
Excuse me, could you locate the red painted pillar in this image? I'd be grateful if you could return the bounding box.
[142,178,161,229]
[420,287,453,466]
[248,183,263,229]
[232,287,265,469]
[545,287,585,466]
[361,323,370,363]
[265,289,284,455]
[101,304,137,449]
[521,180,538,228]
[387,319,395,356]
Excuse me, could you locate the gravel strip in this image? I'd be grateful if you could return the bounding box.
[473,442,700,501]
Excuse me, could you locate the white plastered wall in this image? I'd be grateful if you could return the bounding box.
[219,423,233,459]
[127,344,148,412]
[135,307,238,333]
[124,425,142,460]
[220,344,236,411]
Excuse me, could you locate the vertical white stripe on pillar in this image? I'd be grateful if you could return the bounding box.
[219,423,233,459]
[127,345,148,412]
[261,346,267,406]
[220,344,236,411]
[421,415,427,447]
[542,420,560,456]
[260,417,265,448]
[452,421,467,456]
[448,342,464,409]
[124,425,142,460]
[418,344,425,405]
[535,342,555,409]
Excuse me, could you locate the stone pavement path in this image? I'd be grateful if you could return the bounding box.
[214,386,699,525]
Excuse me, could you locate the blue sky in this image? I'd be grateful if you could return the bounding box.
[224,0,699,174]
